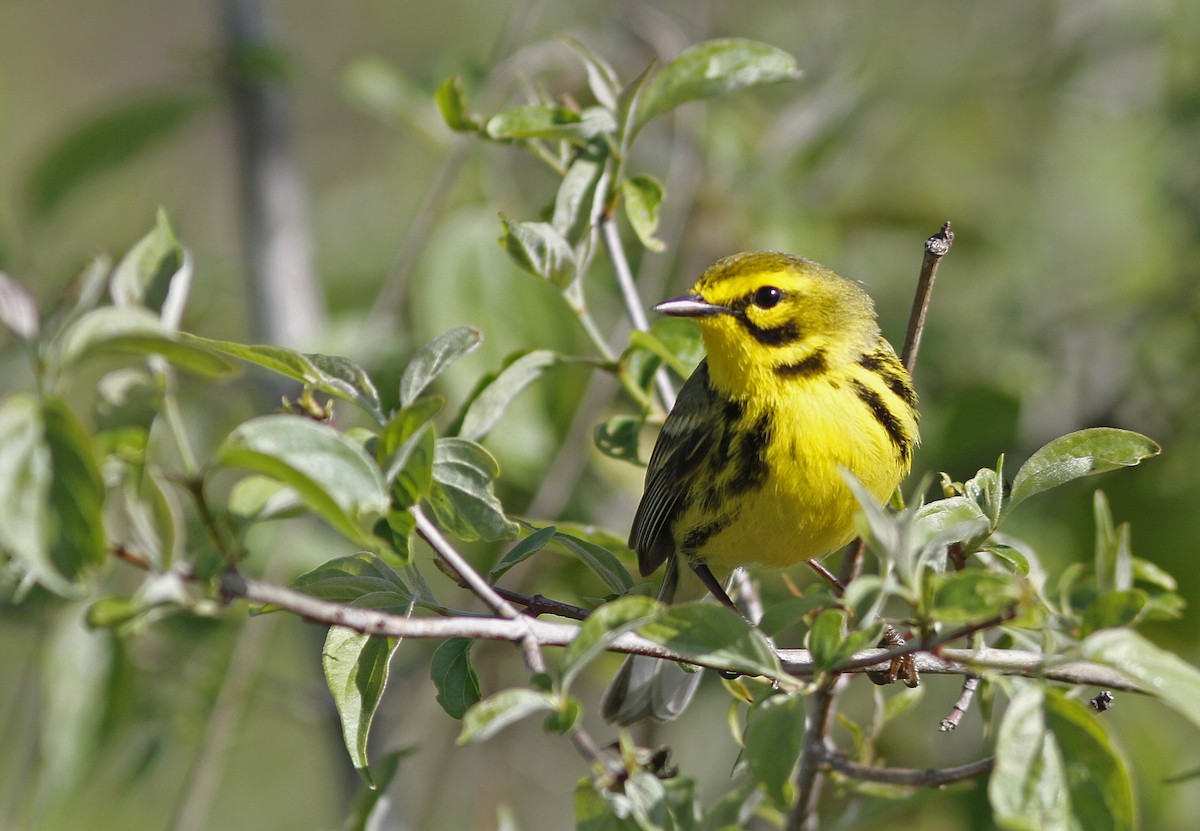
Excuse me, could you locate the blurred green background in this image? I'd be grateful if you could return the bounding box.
[2,0,1199,829]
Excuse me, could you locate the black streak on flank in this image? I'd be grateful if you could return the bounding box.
[682,516,731,558]
[852,379,912,463]
[858,349,918,409]
[775,349,828,379]
[730,412,773,494]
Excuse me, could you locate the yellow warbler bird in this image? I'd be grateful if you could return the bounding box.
[602,251,919,724]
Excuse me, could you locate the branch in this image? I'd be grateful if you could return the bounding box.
[412,506,547,675]
[786,683,838,831]
[823,752,994,787]
[901,220,954,375]
[600,213,676,409]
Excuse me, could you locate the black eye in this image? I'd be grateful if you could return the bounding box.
[753,286,783,309]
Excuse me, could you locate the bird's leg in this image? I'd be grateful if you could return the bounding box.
[867,624,921,688]
[692,562,738,610]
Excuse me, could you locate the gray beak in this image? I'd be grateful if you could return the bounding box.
[653,294,728,318]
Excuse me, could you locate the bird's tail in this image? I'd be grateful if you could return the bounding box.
[601,558,709,725]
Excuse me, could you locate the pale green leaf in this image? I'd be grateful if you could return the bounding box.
[398,326,481,408]
[744,692,804,809]
[458,350,560,441]
[1008,429,1160,512]
[458,687,557,745]
[633,39,801,133]
[322,626,400,787]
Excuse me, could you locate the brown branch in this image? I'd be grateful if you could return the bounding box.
[787,683,839,831]
[939,674,980,732]
[901,221,954,375]
[412,506,547,675]
[831,607,1019,674]
[823,752,993,787]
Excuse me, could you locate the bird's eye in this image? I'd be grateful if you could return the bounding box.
[753,286,783,309]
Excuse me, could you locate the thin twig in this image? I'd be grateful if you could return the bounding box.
[823,752,994,787]
[900,221,954,375]
[600,214,676,408]
[786,683,839,831]
[831,607,1018,674]
[412,506,547,675]
[940,675,980,732]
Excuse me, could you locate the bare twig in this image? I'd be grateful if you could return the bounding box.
[940,674,980,732]
[600,214,676,409]
[832,607,1018,674]
[900,221,954,375]
[823,752,994,787]
[787,684,839,831]
[412,506,547,675]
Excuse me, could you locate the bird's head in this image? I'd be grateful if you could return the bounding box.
[656,252,881,394]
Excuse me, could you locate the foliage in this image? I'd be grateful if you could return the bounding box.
[1,19,1195,831]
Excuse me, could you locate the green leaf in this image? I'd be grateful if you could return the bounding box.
[633,39,802,134]
[498,217,578,288]
[1007,429,1160,512]
[575,778,642,831]
[340,748,414,831]
[457,349,560,441]
[431,638,482,719]
[620,174,666,252]
[1080,589,1146,637]
[744,692,804,809]
[26,93,209,219]
[427,437,517,541]
[550,530,635,595]
[458,687,558,745]
[398,326,482,408]
[110,208,182,314]
[914,496,991,543]
[485,105,614,144]
[0,272,40,340]
[807,608,848,671]
[292,553,413,606]
[927,571,1022,624]
[322,626,400,787]
[990,683,1071,831]
[488,524,557,582]
[1044,689,1135,831]
[304,353,383,421]
[43,399,106,581]
[390,425,435,507]
[552,151,606,245]
[983,544,1031,575]
[639,602,781,679]
[1082,629,1200,731]
[181,335,382,419]
[559,35,621,111]
[560,595,660,691]
[56,307,237,378]
[218,415,389,547]
[0,394,60,592]
[435,75,481,132]
[594,414,644,463]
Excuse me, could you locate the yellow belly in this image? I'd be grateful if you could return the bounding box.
[675,379,908,572]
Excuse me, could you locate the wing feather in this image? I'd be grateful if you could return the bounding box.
[628,360,722,576]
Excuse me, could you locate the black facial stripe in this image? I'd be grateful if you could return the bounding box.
[851,379,912,463]
[775,349,827,379]
[742,318,802,347]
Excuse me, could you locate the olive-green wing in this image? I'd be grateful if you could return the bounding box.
[628,360,722,577]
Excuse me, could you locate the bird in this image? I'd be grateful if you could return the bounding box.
[602,251,919,724]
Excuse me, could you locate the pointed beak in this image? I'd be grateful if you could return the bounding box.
[653,293,729,318]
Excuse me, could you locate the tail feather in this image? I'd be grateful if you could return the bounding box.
[601,558,712,725]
